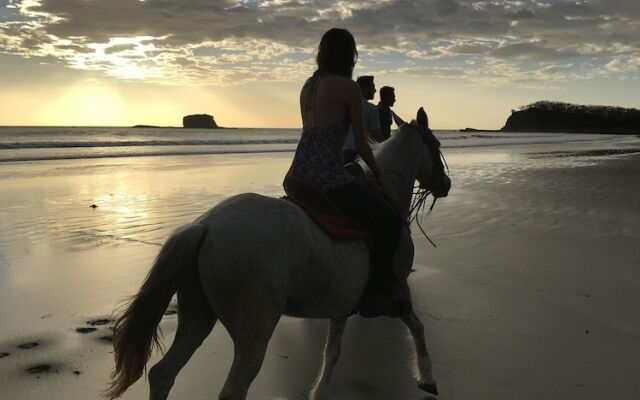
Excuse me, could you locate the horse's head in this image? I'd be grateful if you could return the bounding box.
[412,107,451,198]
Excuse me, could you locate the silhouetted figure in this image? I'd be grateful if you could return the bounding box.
[342,75,383,163]
[284,28,408,318]
[377,86,397,141]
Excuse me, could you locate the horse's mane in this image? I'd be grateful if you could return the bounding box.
[374,121,419,166]
[352,121,422,176]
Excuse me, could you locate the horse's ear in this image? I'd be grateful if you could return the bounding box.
[417,107,428,129]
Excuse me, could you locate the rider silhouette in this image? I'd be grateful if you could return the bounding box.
[284,28,409,318]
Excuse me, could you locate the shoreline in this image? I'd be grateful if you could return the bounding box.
[132,125,238,129]
[3,130,638,164]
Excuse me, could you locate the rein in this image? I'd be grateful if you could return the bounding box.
[382,169,438,248]
[376,123,449,249]
[408,185,437,248]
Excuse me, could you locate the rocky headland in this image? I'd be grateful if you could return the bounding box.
[502,101,640,134]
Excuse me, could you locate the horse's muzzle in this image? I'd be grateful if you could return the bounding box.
[431,175,451,198]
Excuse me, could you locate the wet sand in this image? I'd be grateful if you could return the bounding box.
[0,140,639,399]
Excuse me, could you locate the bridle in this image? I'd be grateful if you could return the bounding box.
[382,125,449,248]
[413,127,449,247]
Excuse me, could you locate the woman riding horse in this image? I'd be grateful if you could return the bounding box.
[284,28,408,318]
[107,28,449,400]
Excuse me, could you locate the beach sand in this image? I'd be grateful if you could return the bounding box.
[0,139,639,399]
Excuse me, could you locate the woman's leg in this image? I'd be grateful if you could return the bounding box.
[327,182,403,273]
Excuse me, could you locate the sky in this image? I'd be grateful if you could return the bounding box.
[0,0,638,129]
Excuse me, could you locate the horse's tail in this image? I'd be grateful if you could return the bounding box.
[105,222,207,399]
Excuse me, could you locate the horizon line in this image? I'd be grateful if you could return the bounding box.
[0,124,483,130]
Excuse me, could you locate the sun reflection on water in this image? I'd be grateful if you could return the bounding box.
[94,190,150,222]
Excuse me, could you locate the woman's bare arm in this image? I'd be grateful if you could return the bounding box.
[392,110,405,127]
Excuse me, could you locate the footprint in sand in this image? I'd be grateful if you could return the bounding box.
[14,343,55,376]
[27,364,52,374]
[75,317,112,335]
[75,327,97,334]
[74,316,116,345]
[25,363,82,378]
[87,318,111,326]
[18,342,39,350]
[9,336,84,377]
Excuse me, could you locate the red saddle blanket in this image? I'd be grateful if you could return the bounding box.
[283,177,366,240]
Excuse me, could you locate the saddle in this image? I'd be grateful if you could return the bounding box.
[283,170,367,240]
[284,168,412,318]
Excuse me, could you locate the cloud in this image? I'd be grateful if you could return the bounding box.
[384,59,575,88]
[490,42,581,61]
[0,0,638,85]
[605,56,640,73]
[440,40,496,55]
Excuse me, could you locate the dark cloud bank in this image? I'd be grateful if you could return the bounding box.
[0,0,638,85]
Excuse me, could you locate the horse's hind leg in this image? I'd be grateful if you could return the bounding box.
[310,317,348,400]
[218,292,283,400]
[402,310,438,396]
[148,282,216,400]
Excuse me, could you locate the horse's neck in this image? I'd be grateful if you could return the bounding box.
[375,131,419,219]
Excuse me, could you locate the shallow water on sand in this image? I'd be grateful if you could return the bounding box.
[0,153,290,329]
[0,132,639,399]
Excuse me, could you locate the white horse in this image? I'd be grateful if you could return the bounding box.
[106,108,451,400]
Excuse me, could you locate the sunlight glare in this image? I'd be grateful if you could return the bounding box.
[74,36,164,81]
[42,85,125,126]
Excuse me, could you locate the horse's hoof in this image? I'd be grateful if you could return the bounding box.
[418,381,438,396]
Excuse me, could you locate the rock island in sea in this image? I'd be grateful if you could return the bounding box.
[133,113,227,129]
[183,114,219,129]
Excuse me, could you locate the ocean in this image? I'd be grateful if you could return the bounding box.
[0,126,635,163]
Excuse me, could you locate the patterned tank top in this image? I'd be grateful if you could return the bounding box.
[285,122,354,191]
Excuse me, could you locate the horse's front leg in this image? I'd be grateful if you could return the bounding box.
[402,310,438,396]
[309,316,348,400]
